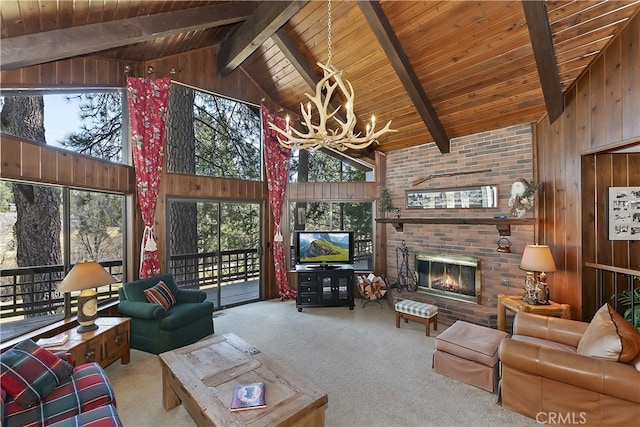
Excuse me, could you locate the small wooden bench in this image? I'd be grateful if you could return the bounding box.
[394,299,438,336]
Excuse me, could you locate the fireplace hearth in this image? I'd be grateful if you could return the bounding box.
[415,253,481,303]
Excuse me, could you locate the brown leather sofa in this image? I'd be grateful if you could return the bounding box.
[499,311,640,426]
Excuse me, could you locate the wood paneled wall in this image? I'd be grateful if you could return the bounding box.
[287,182,375,201]
[581,153,640,321]
[536,15,640,320]
[0,136,134,193]
[142,46,279,112]
[0,57,136,87]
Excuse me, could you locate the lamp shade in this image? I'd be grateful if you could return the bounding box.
[519,245,557,272]
[58,261,117,292]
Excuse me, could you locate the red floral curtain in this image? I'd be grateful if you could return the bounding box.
[261,105,296,300]
[127,77,171,278]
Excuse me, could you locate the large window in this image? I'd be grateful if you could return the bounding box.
[0,89,126,163]
[0,180,126,341]
[166,83,261,180]
[289,150,372,183]
[69,189,124,264]
[287,147,374,270]
[289,201,373,270]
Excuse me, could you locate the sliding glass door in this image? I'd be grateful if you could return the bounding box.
[168,199,261,309]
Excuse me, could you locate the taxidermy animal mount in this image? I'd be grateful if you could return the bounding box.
[508,179,540,218]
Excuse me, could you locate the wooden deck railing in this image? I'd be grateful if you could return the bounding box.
[2,240,373,341]
[584,262,639,326]
[1,248,263,321]
[0,261,124,320]
[170,248,261,289]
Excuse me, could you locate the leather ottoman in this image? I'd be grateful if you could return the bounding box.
[432,320,508,392]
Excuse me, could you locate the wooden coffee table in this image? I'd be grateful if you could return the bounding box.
[159,333,327,427]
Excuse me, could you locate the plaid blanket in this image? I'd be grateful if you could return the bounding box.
[48,404,123,427]
[2,362,118,427]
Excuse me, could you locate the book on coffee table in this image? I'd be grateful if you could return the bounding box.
[229,382,266,411]
[37,332,69,348]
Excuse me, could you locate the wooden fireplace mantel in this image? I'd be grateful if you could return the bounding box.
[375,217,536,235]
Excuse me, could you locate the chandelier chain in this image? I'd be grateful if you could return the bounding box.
[327,0,332,64]
[267,0,396,152]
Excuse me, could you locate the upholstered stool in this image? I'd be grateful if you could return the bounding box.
[394,299,438,336]
[432,320,508,392]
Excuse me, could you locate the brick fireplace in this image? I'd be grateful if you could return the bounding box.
[415,253,480,303]
[384,124,536,328]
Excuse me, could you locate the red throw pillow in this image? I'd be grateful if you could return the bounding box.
[0,339,73,407]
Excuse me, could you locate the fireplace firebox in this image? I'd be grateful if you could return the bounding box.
[415,253,481,303]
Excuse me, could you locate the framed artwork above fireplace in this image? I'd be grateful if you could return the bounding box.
[406,185,498,209]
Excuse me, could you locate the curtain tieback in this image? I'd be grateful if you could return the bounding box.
[274,223,283,242]
[143,225,158,251]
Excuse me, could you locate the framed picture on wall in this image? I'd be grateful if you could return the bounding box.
[406,185,498,209]
[608,186,640,240]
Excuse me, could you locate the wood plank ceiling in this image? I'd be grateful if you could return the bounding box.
[2,0,639,157]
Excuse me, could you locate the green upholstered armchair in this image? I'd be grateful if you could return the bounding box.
[117,273,214,354]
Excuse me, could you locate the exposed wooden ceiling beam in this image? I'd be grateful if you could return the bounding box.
[270,28,375,162]
[0,3,259,71]
[357,0,450,154]
[522,0,564,123]
[217,1,308,76]
[271,28,319,90]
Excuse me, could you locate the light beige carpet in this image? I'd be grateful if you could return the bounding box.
[105,299,538,427]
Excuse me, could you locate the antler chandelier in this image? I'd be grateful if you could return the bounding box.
[269,0,396,152]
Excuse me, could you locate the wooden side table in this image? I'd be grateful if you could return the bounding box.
[46,317,130,368]
[497,293,571,332]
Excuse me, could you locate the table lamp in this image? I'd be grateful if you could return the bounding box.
[519,244,557,304]
[58,261,117,333]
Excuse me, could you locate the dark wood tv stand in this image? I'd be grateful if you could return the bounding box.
[296,264,355,312]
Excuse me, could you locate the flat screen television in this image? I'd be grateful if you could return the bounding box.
[294,230,354,267]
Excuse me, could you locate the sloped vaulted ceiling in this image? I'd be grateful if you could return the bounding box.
[2,0,639,157]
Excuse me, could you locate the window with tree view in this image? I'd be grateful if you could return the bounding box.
[289,149,372,183]
[0,89,126,163]
[166,83,261,180]
[287,148,374,270]
[0,181,125,342]
[0,88,126,341]
[289,201,373,271]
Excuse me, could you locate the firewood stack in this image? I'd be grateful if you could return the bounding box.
[357,274,388,300]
